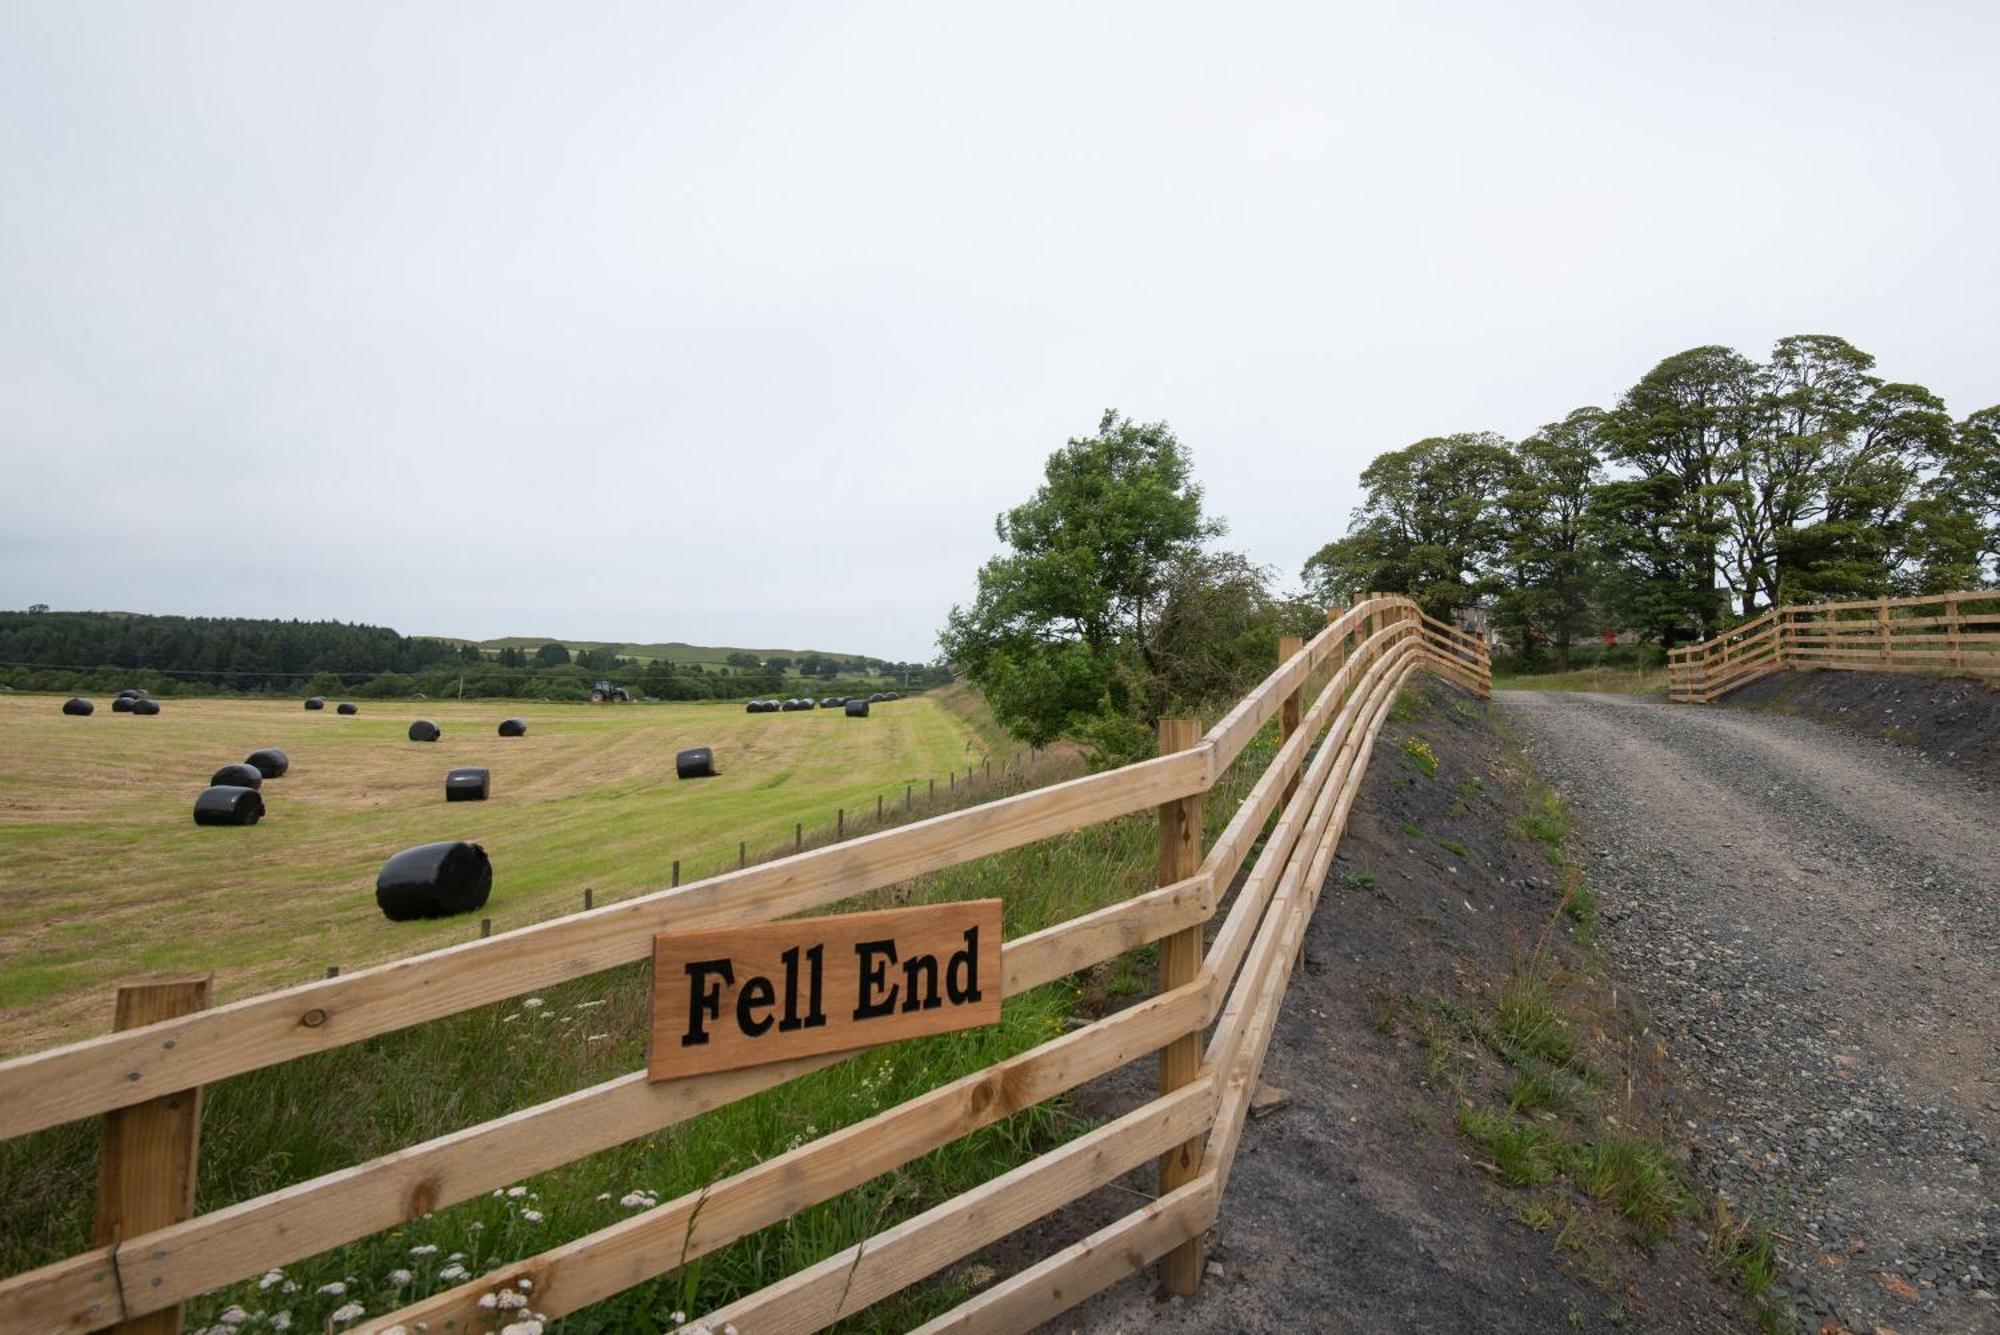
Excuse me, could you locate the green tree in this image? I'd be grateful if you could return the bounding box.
[532,642,571,667]
[1498,409,1604,669]
[724,651,761,669]
[1301,432,1515,620]
[941,410,1219,752]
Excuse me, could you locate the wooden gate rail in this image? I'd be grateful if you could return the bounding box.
[1669,590,2000,702]
[0,595,1489,1335]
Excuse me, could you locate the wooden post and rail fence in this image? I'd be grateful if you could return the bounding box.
[0,596,1491,1335]
[1666,588,2000,703]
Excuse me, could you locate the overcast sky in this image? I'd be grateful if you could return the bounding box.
[3,3,1994,660]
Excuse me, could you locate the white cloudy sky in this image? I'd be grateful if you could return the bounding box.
[3,3,1994,660]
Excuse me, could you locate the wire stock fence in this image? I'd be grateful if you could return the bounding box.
[0,596,1490,1335]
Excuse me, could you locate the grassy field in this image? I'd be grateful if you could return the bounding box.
[0,692,988,1056]
[0,683,1252,1333]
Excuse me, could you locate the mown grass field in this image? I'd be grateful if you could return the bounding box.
[0,691,987,1056]
[0,681,1241,1333]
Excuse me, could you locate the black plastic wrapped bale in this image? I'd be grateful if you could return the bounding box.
[375,841,492,922]
[61,697,94,716]
[337,702,359,715]
[845,699,870,718]
[210,762,264,790]
[445,767,490,802]
[882,691,901,701]
[868,692,887,703]
[116,688,139,700]
[245,747,290,779]
[194,785,264,827]
[497,717,527,737]
[409,719,441,742]
[130,698,161,715]
[819,697,843,709]
[111,696,135,713]
[676,747,716,779]
[304,696,326,711]
[798,698,816,709]
[780,699,803,712]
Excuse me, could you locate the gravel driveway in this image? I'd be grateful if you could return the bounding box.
[1499,691,2000,1334]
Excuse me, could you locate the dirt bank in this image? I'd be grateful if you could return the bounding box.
[1720,668,2000,786]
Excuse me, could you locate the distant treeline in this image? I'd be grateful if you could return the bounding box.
[1306,334,1999,666]
[0,611,950,702]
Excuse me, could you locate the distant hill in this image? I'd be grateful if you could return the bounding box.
[433,636,906,670]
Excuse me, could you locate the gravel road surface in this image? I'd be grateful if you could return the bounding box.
[1500,691,2000,1334]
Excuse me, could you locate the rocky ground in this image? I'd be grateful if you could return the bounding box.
[1501,688,2000,1335]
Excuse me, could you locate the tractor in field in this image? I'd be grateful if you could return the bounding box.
[589,679,632,703]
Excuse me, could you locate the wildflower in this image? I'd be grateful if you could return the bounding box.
[498,1321,543,1335]
[505,1186,528,1198]
[617,1191,656,1209]
[516,1279,534,1292]
[216,1308,249,1326]
[317,1282,347,1298]
[438,1264,469,1282]
[521,1209,544,1223]
[329,1301,365,1324]
[269,1315,292,1332]
[409,1244,439,1258]
[448,1253,466,1262]
[502,1013,521,1023]
[522,997,545,1010]
[498,1291,529,1309]
[574,998,605,1009]
[258,1270,285,1291]
[388,1269,412,1287]
[596,1192,611,1201]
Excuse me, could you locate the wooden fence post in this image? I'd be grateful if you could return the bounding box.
[95,975,211,1335]
[1877,598,1891,666]
[1277,634,1304,808]
[1946,594,1962,671]
[1154,717,1205,1295]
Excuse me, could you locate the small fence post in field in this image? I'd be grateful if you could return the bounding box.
[795,822,803,852]
[1877,599,1891,666]
[671,859,680,888]
[905,783,912,812]
[929,777,936,805]
[583,887,594,911]
[877,794,884,821]
[95,975,211,1335]
[837,808,845,839]
[1277,634,1305,808]
[1947,594,1962,670]
[949,770,956,793]
[480,917,492,939]
[1154,716,1206,1295]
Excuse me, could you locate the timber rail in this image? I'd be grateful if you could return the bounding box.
[1667,588,2000,703]
[0,596,1490,1335]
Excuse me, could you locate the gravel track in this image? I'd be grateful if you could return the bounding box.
[1499,691,2000,1334]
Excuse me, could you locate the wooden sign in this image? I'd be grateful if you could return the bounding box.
[649,899,1004,1081]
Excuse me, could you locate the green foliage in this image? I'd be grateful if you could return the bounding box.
[1304,333,1998,657]
[1302,432,1516,618]
[1400,735,1439,777]
[942,411,1308,760]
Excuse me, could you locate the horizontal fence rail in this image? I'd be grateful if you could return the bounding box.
[0,595,1490,1335]
[1668,589,2000,703]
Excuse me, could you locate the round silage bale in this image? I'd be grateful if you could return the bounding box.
[445,767,490,801]
[245,747,290,779]
[676,747,716,779]
[194,785,264,827]
[409,719,441,742]
[376,841,492,921]
[211,762,264,790]
[62,697,94,716]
